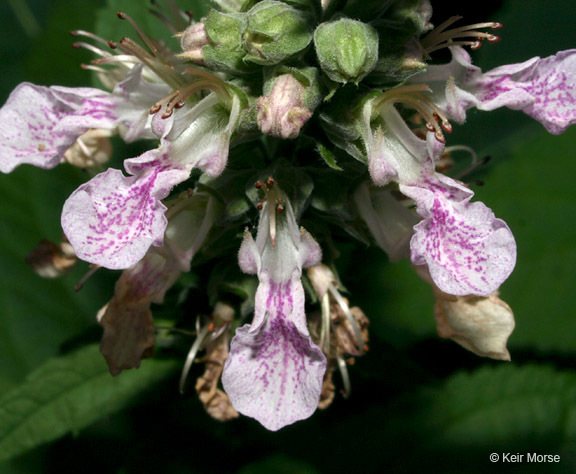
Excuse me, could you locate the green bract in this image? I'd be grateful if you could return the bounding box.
[314,18,379,84]
[243,0,313,65]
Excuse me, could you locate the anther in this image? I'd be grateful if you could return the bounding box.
[149,104,162,115]
[257,202,263,211]
[161,109,174,119]
[107,40,118,50]
[255,181,263,189]
[421,16,505,55]
[174,101,186,109]
[276,203,284,213]
[267,177,275,188]
[435,130,446,143]
[116,11,128,20]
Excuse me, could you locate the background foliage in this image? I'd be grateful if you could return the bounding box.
[0,0,575,472]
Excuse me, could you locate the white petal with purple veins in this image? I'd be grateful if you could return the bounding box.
[62,155,190,270]
[0,83,115,173]
[480,49,576,134]
[401,173,516,296]
[222,279,326,431]
[412,46,576,133]
[225,195,324,430]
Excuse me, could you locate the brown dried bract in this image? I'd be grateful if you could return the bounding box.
[99,297,156,376]
[99,269,157,376]
[318,362,336,410]
[25,237,77,278]
[195,332,239,421]
[331,300,370,357]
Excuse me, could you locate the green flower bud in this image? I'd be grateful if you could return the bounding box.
[211,0,256,13]
[314,19,379,84]
[202,10,254,73]
[243,0,313,66]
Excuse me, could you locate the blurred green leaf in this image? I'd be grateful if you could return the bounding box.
[237,454,319,474]
[0,166,115,391]
[327,365,576,472]
[0,344,178,463]
[410,365,576,448]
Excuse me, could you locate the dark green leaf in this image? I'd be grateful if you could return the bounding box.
[0,345,178,462]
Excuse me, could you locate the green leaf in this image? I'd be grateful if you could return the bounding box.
[0,345,179,462]
[237,454,319,474]
[337,365,576,472]
[411,365,576,448]
[316,143,343,171]
[0,166,114,391]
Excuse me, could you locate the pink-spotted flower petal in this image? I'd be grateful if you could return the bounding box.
[61,150,191,270]
[413,46,576,133]
[222,198,325,431]
[0,83,116,173]
[223,277,326,431]
[400,170,516,296]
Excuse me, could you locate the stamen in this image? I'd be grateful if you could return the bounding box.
[421,16,503,55]
[254,177,284,247]
[149,8,179,35]
[319,292,331,353]
[75,264,101,291]
[336,356,351,399]
[112,37,183,89]
[374,85,452,143]
[70,30,110,47]
[151,0,189,32]
[179,318,211,394]
[328,286,365,356]
[72,41,112,58]
[117,11,165,60]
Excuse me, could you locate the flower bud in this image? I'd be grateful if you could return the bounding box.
[243,0,313,65]
[314,19,378,84]
[202,10,252,73]
[257,75,311,138]
[179,22,210,64]
[211,0,253,13]
[257,68,321,138]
